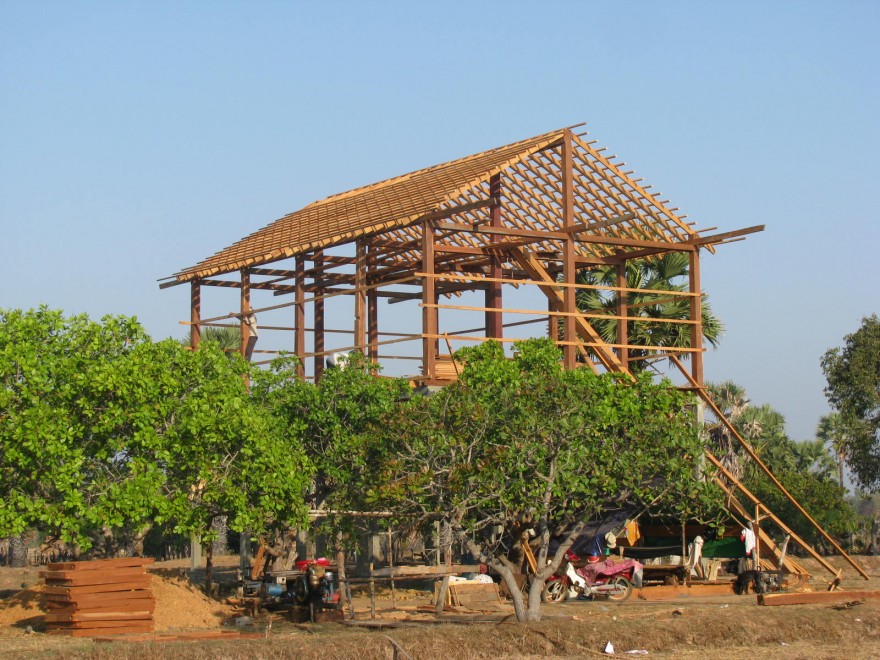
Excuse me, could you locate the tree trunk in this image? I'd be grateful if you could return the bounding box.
[211,517,229,556]
[205,543,214,597]
[335,532,349,615]
[9,534,26,568]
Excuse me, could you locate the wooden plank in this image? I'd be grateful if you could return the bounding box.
[43,581,152,596]
[637,583,734,601]
[46,618,154,630]
[758,590,880,606]
[45,599,156,613]
[46,558,154,572]
[48,624,154,637]
[40,570,151,586]
[45,611,153,623]
[44,588,153,603]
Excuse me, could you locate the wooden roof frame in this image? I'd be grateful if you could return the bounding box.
[162,125,868,581]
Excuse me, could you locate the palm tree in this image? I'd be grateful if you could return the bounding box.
[817,413,849,485]
[705,380,751,479]
[574,253,723,372]
[181,326,241,353]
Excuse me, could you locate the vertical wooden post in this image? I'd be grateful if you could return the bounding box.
[485,173,503,339]
[367,274,379,364]
[354,240,367,353]
[548,299,559,343]
[561,129,577,370]
[422,221,437,379]
[616,259,629,373]
[313,250,325,381]
[688,249,704,385]
[190,281,201,350]
[294,256,306,380]
[239,269,250,358]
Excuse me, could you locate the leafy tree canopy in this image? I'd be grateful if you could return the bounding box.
[0,308,313,553]
[822,315,880,490]
[362,338,720,621]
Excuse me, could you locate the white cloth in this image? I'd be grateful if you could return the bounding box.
[741,528,756,556]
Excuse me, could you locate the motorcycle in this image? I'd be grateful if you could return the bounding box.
[543,551,643,603]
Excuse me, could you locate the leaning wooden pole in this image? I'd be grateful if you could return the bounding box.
[670,355,869,580]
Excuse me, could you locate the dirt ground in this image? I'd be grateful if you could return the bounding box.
[1,555,879,659]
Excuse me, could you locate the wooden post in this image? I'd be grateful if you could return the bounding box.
[561,130,577,370]
[354,241,367,352]
[368,562,376,619]
[190,281,201,350]
[688,249,704,385]
[239,269,250,358]
[616,259,629,372]
[422,221,437,379]
[548,299,559,343]
[294,255,306,380]
[313,250,325,381]
[485,173,503,339]
[435,575,450,618]
[367,284,379,362]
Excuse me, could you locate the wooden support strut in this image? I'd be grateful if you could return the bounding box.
[669,355,869,581]
[506,247,628,375]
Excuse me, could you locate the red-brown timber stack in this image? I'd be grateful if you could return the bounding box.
[40,557,155,637]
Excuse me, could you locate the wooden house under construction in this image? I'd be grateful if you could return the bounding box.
[161,125,866,583]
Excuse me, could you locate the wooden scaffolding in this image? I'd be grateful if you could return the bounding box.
[161,124,866,582]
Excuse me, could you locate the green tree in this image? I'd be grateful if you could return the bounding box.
[821,315,880,490]
[574,253,723,371]
[817,413,849,486]
[363,339,720,622]
[0,308,313,560]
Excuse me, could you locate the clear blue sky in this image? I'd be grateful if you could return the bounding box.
[2,1,877,442]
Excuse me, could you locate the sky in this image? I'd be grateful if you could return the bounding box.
[2,1,878,443]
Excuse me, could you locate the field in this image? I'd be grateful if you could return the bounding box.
[1,556,879,659]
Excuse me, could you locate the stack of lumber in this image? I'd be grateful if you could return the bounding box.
[40,557,155,637]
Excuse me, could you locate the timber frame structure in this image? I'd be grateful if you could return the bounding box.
[161,125,867,582]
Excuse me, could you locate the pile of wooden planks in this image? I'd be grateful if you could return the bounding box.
[40,557,155,637]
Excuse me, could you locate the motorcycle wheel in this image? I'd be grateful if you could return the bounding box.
[542,579,569,603]
[605,576,633,602]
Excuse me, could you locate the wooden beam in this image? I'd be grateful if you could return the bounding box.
[507,247,627,374]
[616,259,628,371]
[422,221,437,379]
[239,270,251,359]
[691,225,765,246]
[758,591,880,606]
[294,256,305,379]
[354,241,367,351]
[190,281,201,350]
[689,250,703,384]
[486,174,503,339]
[562,130,577,370]
[313,250,325,381]
[677,378,871,582]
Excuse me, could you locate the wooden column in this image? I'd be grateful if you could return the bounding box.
[422,221,437,379]
[313,250,325,381]
[294,255,306,380]
[485,174,503,339]
[548,299,559,343]
[688,249,704,385]
[354,241,367,352]
[190,281,201,350]
[239,269,250,358]
[616,259,629,373]
[561,129,577,370]
[367,255,379,364]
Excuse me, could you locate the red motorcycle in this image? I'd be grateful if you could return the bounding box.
[543,551,643,603]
